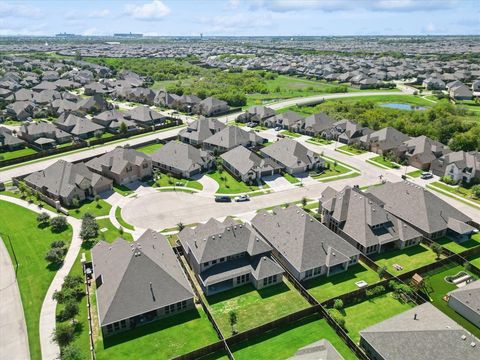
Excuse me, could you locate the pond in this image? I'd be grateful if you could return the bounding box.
[380,103,427,111]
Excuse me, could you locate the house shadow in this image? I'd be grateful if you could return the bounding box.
[102,308,201,350]
[372,244,427,261]
[304,263,367,290]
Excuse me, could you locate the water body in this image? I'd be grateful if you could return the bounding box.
[380,103,427,111]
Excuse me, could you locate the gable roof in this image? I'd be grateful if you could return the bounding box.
[179,116,226,143]
[448,280,480,317]
[203,126,265,150]
[151,141,212,173]
[288,339,344,360]
[221,145,283,176]
[260,137,322,169]
[86,147,150,175]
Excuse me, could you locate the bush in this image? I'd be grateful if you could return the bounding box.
[58,300,79,322]
[328,308,346,330]
[333,298,344,310]
[366,285,385,297]
[51,216,68,233]
[80,213,99,240]
[61,345,82,360]
[53,323,75,347]
[45,248,66,265]
[377,266,388,279]
[37,212,50,226]
[441,176,457,185]
[472,185,480,199]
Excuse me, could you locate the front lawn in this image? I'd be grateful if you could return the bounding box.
[372,243,442,275]
[282,172,300,184]
[0,201,73,360]
[366,155,400,169]
[0,147,38,160]
[305,137,332,145]
[428,182,480,207]
[95,306,219,360]
[469,254,480,270]
[434,233,480,254]
[113,184,134,196]
[153,172,203,191]
[97,218,133,242]
[336,145,366,155]
[68,198,112,219]
[407,169,423,178]
[136,142,164,154]
[231,315,357,360]
[207,170,260,194]
[305,262,379,302]
[280,130,301,138]
[311,159,350,179]
[206,279,309,336]
[341,292,414,343]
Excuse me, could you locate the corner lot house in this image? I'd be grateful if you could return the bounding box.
[252,207,360,282]
[447,280,480,328]
[431,151,480,184]
[288,339,344,360]
[91,230,195,337]
[301,112,336,136]
[194,96,229,116]
[24,159,112,206]
[178,116,226,146]
[396,135,448,170]
[360,303,480,360]
[151,141,214,178]
[260,137,324,174]
[0,126,25,151]
[202,125,265,153]
[86,147,152,185]
[178,218,284,296]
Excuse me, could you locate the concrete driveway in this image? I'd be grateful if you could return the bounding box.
[262,174,296,191]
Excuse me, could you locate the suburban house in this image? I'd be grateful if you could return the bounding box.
[358,127,410,155]
[300,112,336,136]
[24,159,112,206]
[75,94,112,114]
[263,111,304,130]
[396,135,449,170]
[202,125,266,153]
[423,77,446,90]
[447,280,480,328]
[288,339,344,360]
[336,120,373,144]
[251,207,360,282]
[18,122,72,149]
[194,96,229,116]
[154,90,180,108]
[449,82,474,100]
[178,116,226,146]
[320,186,422,255]
[360,303,480,360]
[86,147,152,185]
[123,106,166,127]
[0,126,25,151]
[260,137,324,174]
[173,94,201,112]
[431,151,480,184]
[91,230,195,337]
[92,110,137,133]
[151,141,214,179]
[178,218,284,296]
[236,105,275,124]
[221,145,283,183]
[55,113,105,139]
[6,101,34,121]
[367,181,474,240]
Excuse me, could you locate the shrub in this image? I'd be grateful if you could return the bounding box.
[80,213,99,240]
[333,298,344,310]
[37,212,50,226]
[440,176,457,185]
[53,323,75,347]
[377,266,388,279]
[51,216,68,233]
[61,345,82,360]
[328,308,346,330]
[58,300,79,322]
[472,185,480,199]
[366,285,385,297]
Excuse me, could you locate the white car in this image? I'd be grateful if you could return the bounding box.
[234,195,250,202]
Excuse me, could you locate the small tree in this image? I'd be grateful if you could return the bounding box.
[333,298,344,310]
[229,310,238,335]
[377,265,388,279]
[119,121,128,134]
[45,248,65,265]
[301,197,307,208]
[94,195,101,208]
[59,300,79,322]
[71,197,80,210]
[431,243,443,260]
[61,345,82,360]
[53,323,75,347]
[80,213,99,241]
[472,185,480,199]
[51,216,68,233]
[37,212,50,227]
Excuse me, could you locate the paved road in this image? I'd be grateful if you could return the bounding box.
[0,235,30,360]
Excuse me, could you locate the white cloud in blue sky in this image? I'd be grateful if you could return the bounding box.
[0,0,478,36]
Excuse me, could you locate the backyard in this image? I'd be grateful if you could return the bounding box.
[434,233,480,254]
[207,170,261,194]
[231,315,357,360]
[0,201,73,360]
[206,279,309,336]
[0,147,38,161]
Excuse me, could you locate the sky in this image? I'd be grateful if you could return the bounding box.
[0,0,479,37]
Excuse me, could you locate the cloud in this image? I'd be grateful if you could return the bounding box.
[88,9,111,18]
[423,22,437,33]
[0,2,42,19]
[125,0,170,21]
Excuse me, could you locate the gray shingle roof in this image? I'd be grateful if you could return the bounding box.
[178,116,226,144]
[151,141,213,174]
[260,138,323,169]
[221,145,283,176]
[203,126,265,150]
[288,339,344,360]
[86,147,150,176]
[448,280,480,317]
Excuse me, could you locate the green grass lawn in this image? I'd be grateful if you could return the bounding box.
[231,315,357,360]
[325,94,432,107]
[282,172,300,184]
[407,169,423,178]
[336,145,366,155]
[113,184,134,196]
[311,159,350,179]
[115,207,135,231]
[280,130,301,138]
[0,147,38,160]
[428,182,480,207]
[153,173,203,191]
[423,263,480,339]
[95,306,219,360]
[135,142,164,154]
[372,243,442,275]
[206,280,309,336]
[434,233,480,254]
[0,201,73,360]
[207,170,260,194]
[305,262,380,302]
[305,137,332,145]
[68,198,112,219]
[366,155,400,169]
[97,218,133,242]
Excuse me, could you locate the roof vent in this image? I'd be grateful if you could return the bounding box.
[471,342,476,347]
[461,335,467,340]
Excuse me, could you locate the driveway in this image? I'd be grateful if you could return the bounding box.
[262,174,296,192]
[196,175,219,194]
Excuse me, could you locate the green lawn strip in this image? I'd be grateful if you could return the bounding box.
[280,130,301,138]
[135,142,164,154]
[341,292,414,343]
[305,138,332,145]
[407,169,423,178]
[0,201,73,360]
[311,159,350,179]
[256,199,313,213]
[434,233,480,254]
[282,172,300,184]
[428,182,480,206]
[206,279,309,337]
[112,184,134,196]
[321,154,360,172]
[207,170,259,194]
[319,171,360,183]
[68,199,112,219]
[336,145,366,155]
[97,218,133,242]
[0,147,38,160]
[372,243,442,275]
[469,254,480,270]
[323,94,432,107]
[423,263,480,339]
[231,315,357,360]
[305,261,380,302]
[94,306,219,360]
[426,184,480,210]
[0,188,59,213]
[153,173,203,191]
[366,155,400,169]
[114,207,135,231]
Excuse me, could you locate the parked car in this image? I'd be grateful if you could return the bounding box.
[215,195,231,202]
[277,134,285,138]
[234,195,250,202]
[247,122,256,127]
[274,126,282,131]
[420,172,433,179]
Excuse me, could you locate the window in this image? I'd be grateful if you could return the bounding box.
[114,322,120,331]
[305,269,313,278]
[211,259,217,265]
[314,267,321,275]
[176,302,182,311]
[120,320,126,329]
[220,257,225,262]
[107,324,113,333]
[126,166,132,172]
[263,275,277,286]
[181,300,187,309]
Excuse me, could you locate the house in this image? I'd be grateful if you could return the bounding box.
[86,147,152,185]
[0,126,26,151]
[320,186,422,255]
[92,110,137,133]
[358,127,410,156]
[202,125,265,153]
[449,83,474,100]
[335,120,372,144]
[236,105,275,124]
[301,112,336,136]
[123,106,166,127]
[178,218,284,296]
[91,230,195,337]
[178,116,226,146]
[447,280,480,328]
[221,145,283,183]
[194,96,229,116]
[56,113,105,139]
[6,101,34,121]
[251,206,360,282]
[397,135,448,170]
[422,77,446,90]
[260,137,324,174]
[84,82,110,96]
[153,90,179,108]
[472,80,480,93]
[151,141,214,178]
[431,151,480,184]
[18,122,72,148]
[75,94,112,114]
[288,339,344,360]
[367,181,473,240]
[173,94,201,112]
[24,160,112,206]
[360,303,480,360]
[263,111,304,130]
[118,87,155,104]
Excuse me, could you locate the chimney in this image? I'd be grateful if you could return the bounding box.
[414,313,417,320]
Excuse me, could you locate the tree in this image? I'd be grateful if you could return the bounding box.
[377,265,388,279]
[229,310,238,335]
[94,195,101,208]
[53,323,75,347]
[333,298,344,310]
[301,197,307,208]
[51,216,68,233]
[45,248,65,265]
[472,185,480,199]
[80,213,99,241]
[61,345,82,360]
[431,243,443,260]
[37,212,50,227]
[63,275,83,290]
[119,121,128,134]
[71,198,80,210]
[59,300,79,322]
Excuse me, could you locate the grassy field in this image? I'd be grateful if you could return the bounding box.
[325,94,433,107]
[154,172,203,191]
[422,263,480,339]
[231,315,357,360]
[135,142,164,154]
[115,207,135,231]
[366,155,400,169]
[305,262,379,302]
[336,145,366,155]
[372,243,442,275]
[97,218,133,242]
[206,280,309,336]
[68,198,112,219]
[0,201,73,360]
[207,170,260,194]
[0,147,38,160]
[341,292,414,343]
[434,233,480,254]
[407,169,423,178]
